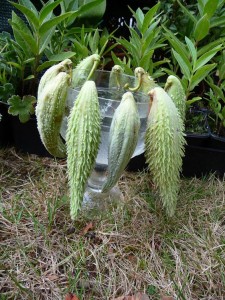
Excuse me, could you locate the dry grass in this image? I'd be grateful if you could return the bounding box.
[0,148,224,300]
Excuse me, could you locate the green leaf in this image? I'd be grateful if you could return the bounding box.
[40,0,63,23]
[18,0,38,16]
[186,96,202,106]
[39,27,56,54]
[204,0,219,19]
[153,58,170,68]
[0,83,15,102]
[143,19,161,47]
[160,68,178,77]
[65,27,94,35]
[89,29,100,53]
[39,12,73,35]
[36,61,57,72]
[24,57,35,64]
[218,63,225,81]
[211,16,225,28]
[142,2,160,34]
[197,38,225,57]
[7,62,23,71]
[197,0,204,16]
[24,75,35,80]
[129,27,142,50]
[48,51,76,62]
[100,40,117,56]
[11,11,33,38]
[117,38,139,61]
[194,14,210,42]
[207,79,225,101]
[176,0,197,24]
[61,0,78,12]
[75,0,106,23]
[9,1,39,31]
[10,23,38,55]
[172,49,191,79]
[139,50,154,70]
[221,106,225,119]
[72,40,89,57]
[129,7,144,31]
[190,64,216,91]
[163,27,190,68]
[9,12,33,57]
[185,37,197,65]
[7,95,36,123]
[143,28,157,53]
[195,45,222,71]
[66,0,105,27]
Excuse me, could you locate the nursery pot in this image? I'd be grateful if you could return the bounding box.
[182,109,225,177]
[11,115,52,157]
[0,101,14,147]
[182,134,225,177]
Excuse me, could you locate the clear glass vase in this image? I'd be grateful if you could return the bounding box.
[60,69,149,212]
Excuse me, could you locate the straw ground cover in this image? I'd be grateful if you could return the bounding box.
[0,148,224,300]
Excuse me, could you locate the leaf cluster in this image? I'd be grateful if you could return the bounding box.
[111,0,225,134]
[0,0,107,122]
[162,0,225,43]
[112,3,168,77]
[163,28,223,100]
[161,0,225,119]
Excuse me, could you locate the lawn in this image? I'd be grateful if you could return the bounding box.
[0,148,224,300]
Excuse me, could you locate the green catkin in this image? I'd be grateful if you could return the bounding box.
[66,81,101,220]
[102,92,140,193]
[36,71,71,158]
[71,54,100,88]
[164,75,186,120]
[145,87,186,217]
[37,59,72,99]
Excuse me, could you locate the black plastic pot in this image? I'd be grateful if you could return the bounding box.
[182,132,225,177]
[11,116,52,157]
[182,110,225,177]
[127,133,225,177]
[0,101,14,147]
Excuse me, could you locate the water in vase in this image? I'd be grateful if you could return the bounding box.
[60,86,149,195]
[96,95,148,166]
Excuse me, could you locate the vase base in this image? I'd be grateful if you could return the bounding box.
[82,185,124,216]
